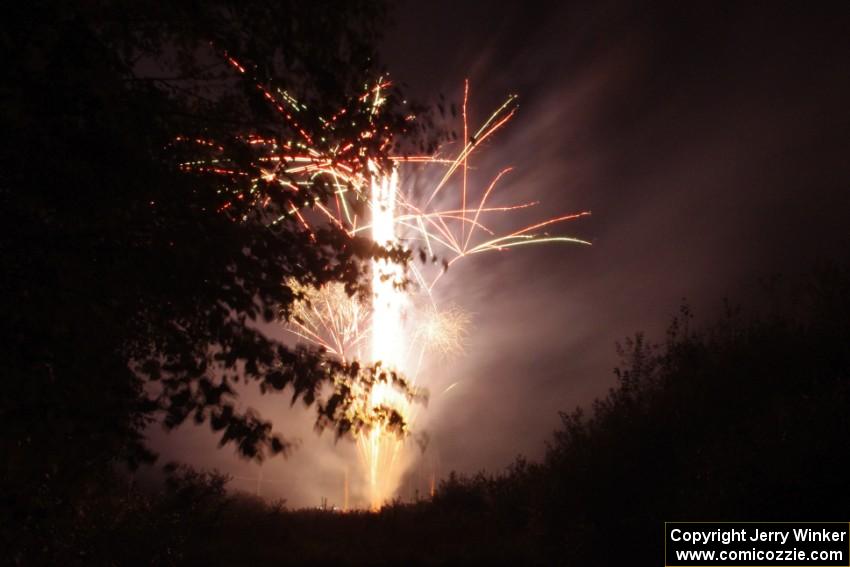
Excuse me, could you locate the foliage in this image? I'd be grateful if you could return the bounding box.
[435,263,850,564]
[1,1,434,560]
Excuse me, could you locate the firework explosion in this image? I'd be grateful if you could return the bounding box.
[178,58,590,510]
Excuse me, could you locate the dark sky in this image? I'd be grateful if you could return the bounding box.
[152,1,850,507]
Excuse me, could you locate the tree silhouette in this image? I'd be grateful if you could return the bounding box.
[1,2,433,559]
[415,264,850,565]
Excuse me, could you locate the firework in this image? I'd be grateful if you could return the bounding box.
[285,279,369,360]
[414,305,470,358]
[178,60,590,509]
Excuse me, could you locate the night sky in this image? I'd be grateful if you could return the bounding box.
[152,2,850,508]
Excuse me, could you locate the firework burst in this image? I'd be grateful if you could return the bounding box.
[414,305,470,358]
[178,59,590,510]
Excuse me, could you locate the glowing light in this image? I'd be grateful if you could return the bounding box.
[369,166,404,369]
[363,164,408,510]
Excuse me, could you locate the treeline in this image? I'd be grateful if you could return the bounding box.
[18,264,847,565]
[422,264,850,564]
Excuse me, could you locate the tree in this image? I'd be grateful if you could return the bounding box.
[1,1,432,558]
[531,265,850,564]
